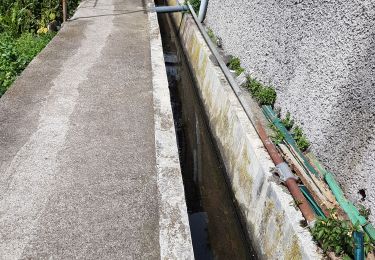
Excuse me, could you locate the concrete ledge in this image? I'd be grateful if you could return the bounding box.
[147,2,194,259]
[167,1,322,259]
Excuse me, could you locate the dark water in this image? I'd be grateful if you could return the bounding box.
[157,11,258,260]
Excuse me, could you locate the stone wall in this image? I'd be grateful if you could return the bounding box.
[205,0,375,223]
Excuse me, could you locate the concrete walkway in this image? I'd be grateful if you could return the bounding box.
[0,0,193,259]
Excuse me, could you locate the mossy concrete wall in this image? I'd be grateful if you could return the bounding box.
[205,0,375,223]
[166,2,321,258]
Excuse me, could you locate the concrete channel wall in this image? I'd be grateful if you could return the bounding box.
[166,1,322,259]
[204,0,375,223]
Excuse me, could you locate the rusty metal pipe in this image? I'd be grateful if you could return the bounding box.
[257,122,316,224]
[62,0,67,22]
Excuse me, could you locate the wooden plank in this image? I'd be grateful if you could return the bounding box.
[279,144,337,211]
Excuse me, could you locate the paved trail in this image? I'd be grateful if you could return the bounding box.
[0,0,193,259]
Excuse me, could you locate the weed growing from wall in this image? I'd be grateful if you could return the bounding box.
[281,112,294,130]
[292,125,310,151]
[206,27,217,45]
[269,124,285,144]
[245,77,276,106]
[228,56,245,76]
[358,205,371,221]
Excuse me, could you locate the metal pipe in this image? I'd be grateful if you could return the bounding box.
[62,0,67,22]
[198,0,208,22]
[257,122,316,224]
[154,5,188,13]
[186,3,257,125]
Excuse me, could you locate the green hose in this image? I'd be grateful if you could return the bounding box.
[262,105,320,178]
[300,185,326,218]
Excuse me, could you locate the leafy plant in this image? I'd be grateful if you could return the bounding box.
[312,209,374,258]
[245,77,277,106]
[0,0,80,36]
[281,111,294,130]
[292,125,310,151]
[228,56,245,76]
[269,124,285,144]
[364,231,375,256]
[0,32,54,96]
[0,0,80,97]
[257,86,276,106]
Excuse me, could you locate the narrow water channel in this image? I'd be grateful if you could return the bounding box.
[157,11,258,260]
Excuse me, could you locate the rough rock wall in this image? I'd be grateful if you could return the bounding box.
[205,0,375,223]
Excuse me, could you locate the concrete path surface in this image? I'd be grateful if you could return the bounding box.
[0,0,193,259]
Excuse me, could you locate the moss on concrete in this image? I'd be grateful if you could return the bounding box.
[284,235,302,260]
[238,147,253,198]
[263,199,274,224]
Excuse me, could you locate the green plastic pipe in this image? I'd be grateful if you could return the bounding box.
[353,231,365,260]
[300,185,326,218]
[262,105,320,178]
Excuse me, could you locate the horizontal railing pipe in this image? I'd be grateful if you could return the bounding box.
[153,5,188,13]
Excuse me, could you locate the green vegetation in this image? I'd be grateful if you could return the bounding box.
[358,205,371,221]
[269,123,285,144]
[292,125,310,151]
[187,0,201,13]
[271,111,310,151]
[245,77,277,106]
[0,32,54,95]
[312,209,374,258]
[228,57,245,76]
[0,0,80,97]
[0,0,65,36]
[206,27,217,44]
[281,111,294,130]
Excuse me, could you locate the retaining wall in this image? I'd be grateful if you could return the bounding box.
[166,2,322,259]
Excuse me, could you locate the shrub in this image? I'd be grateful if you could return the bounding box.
[0,0,80,96]
[312,209,374,258]
[0,32,54,96]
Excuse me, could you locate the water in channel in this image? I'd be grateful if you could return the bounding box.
[156,11,258,260]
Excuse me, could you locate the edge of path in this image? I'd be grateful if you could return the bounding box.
[147,1,194,258]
